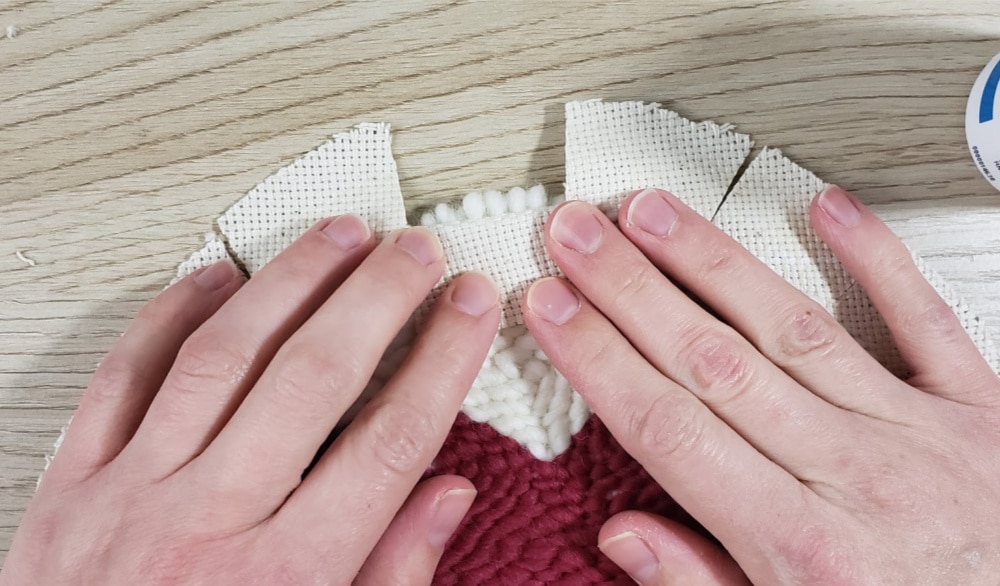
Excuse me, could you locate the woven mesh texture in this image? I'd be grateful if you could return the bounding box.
[427,208,559,329]
[564,100,753,220]
[217,123,408,274]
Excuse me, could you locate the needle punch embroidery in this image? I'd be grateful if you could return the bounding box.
[132,101,1000,584]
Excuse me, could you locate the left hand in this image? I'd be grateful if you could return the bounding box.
[524,186,1000,585]
[1,220,500,585]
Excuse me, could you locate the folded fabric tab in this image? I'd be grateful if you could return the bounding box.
[428,207,560,329]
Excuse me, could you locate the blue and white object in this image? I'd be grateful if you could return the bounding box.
[966,52,1000,193]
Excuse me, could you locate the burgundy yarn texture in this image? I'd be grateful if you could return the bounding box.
[430,414,693,585]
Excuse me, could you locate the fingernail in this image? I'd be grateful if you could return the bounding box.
[192,261,235,291]
[451,272,499,317]
[627,189,679,237]
[599,531,660,584]
[395,228,444,265]
[321,214,371,250]
[429,488,477,548]
[817,185,861,228]
[527,278,580,325]
[550,201,604,253]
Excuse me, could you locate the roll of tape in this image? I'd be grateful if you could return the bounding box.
[966,52,1000,193]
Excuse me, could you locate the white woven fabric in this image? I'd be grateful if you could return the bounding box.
[714,148,1000,377]
[163,103,1000,464]
[217,123,408,273]
[564,100,753,220]
[714,148,906,375]
[427,209,560,329]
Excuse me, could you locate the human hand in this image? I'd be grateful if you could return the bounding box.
[1,218,500,585]
[524,187,1000,585]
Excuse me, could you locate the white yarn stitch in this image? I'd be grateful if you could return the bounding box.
[463,325,589,460]
[419,184,557,227]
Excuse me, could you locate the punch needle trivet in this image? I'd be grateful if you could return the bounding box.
[158,101,1000,584]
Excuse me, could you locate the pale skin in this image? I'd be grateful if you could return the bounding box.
[3,185,999,585]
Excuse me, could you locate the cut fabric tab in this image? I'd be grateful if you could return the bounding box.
[714,148,906,375]
[170,233,232,285]
[218,123,408,273]
[714,148,1000,376]
[564,100,753,220]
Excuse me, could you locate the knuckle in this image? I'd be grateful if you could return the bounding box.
[624,394,706,460]
[171,334,251,393]
[776,524,857,585]
[774,305,839,362]
[679,328,756,403]
[267,368,322,413]
[611,268,659,306]
[133,294,181,328]
[364,401,436,475]
[871,249,913,282]
[579,335,620,376]
[87,354,135,403]
[702,242,739,275]
[271,345,364,411]
[844,461,917,516]
[899,297,964,344]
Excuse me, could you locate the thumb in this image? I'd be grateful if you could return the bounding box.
[599,511,750,586]
[353,475,475,586]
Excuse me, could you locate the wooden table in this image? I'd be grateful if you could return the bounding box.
[2,0,999,557]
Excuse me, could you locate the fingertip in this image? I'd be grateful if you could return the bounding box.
[394,226,445,267]
[448,271,500,318]
[600,512,750,586]
[189,260,242,292]
[352,475,476,586]
[525,277,581,325]
[812,185,863,230]
[428,483,477,548]
[318,213,373,251]
[598,529,661,585]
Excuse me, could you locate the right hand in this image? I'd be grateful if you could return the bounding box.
[525,187,1000,585]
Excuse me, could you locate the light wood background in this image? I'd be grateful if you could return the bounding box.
[2,0,1000,559]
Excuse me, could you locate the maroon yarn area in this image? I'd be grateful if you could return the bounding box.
[430,414,695,585]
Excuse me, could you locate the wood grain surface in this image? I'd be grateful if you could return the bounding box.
[2,0,999,558]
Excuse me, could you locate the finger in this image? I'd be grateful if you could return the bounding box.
[271,272,499,566]
[353,476,476,586]
[524,278,814,552]
[121,215,375,476]
[599,511,750,586]
[49,262,241,484]
[543,202,858,472]
[197,228,456,504]
[618,188,916,417]
[810,185,998,403]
